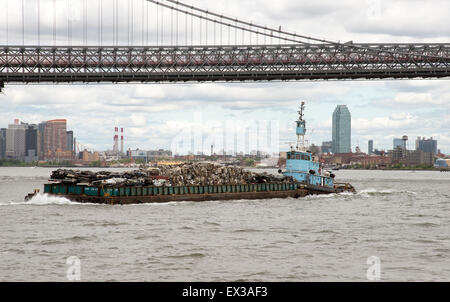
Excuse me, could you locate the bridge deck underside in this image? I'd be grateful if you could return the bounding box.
[0,44,449,83]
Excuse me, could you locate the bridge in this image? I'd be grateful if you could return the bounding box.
[0,0,449,91]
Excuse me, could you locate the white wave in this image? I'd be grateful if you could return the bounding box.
[303,193,343,200]
[0,194,93,206]
[301,188,417,201]
[26,193,74,205]
[357,188,417,195]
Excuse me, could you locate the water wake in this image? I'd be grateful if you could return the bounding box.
[303,188,417,200]
[357,188,417,196]
[26,193,74,205]
[0,193,97,206]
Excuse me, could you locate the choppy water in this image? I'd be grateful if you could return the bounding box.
[0,167,449,281]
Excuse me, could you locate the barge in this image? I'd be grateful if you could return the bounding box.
[25,181,354,205]
[25,102,355,205]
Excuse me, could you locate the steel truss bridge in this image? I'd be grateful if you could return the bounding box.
[0,0,449,90]
[1,43,449,85]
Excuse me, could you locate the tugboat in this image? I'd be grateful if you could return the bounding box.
[24,102,354,205]
[281,102,353,194]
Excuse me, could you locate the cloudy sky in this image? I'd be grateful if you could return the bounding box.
[0,0,449,154]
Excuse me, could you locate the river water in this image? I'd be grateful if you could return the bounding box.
[0,167,448,281]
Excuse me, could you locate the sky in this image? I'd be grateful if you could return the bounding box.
[0,0,449,155]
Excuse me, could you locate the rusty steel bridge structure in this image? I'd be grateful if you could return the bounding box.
[0,43,449,86]
[0,0,449,90]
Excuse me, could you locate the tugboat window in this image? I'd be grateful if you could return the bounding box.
[287,153,291,160]
[296,154,301,160]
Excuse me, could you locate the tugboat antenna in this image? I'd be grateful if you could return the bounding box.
[298,101,305,121]
[296,101,307,152]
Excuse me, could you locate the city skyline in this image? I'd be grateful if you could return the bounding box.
[0,118,75,162]
[0,112,445,157]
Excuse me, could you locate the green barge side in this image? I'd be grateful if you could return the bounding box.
[25,182,355,205]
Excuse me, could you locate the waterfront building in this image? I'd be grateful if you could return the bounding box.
[392,148,433,166]
[373,149,385,156]
[80,150,100,162]
[147,149,173,160]
[332,105,351,154]
[392,148,404,164]
[404,150,434,166]
[415,137,438,154]
[357,155,392,167]
[43,119,68,160]
[435,158,450,168]
[321,141,332,154]
[309,144,321,155]
[128,149,148,161]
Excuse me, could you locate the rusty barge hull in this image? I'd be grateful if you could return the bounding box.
[51,189,316,205]
[26,181,355,205]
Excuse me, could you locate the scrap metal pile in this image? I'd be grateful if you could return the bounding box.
[50,163,293,187]
[147,163,293,186]
[50,169,152,186]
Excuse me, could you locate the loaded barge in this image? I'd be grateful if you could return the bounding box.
[25,102,355,205]
[27,181,354,205]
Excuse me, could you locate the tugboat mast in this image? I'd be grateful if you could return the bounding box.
[296,102,307,151]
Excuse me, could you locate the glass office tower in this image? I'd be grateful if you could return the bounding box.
[393,138,404,150]
[332,105,351,154]
[368,140,374,154]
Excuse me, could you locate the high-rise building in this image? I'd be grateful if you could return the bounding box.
[43,119,68,160]
[37,122,47,159]
[393,138,404,150]
[5,121,27,160]
[66,131,74,154]
[332,105,351,154]
[368,140,374,154]
[415,137,438,154]
[25,125,38,162]
[0,128,6,160]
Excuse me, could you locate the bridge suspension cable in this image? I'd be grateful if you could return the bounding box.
[160,0,331,45]
[148,0,450,60]
[146,0,305,45]
[0,0,447,60]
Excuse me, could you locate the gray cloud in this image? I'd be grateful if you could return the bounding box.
[343,0,450,39]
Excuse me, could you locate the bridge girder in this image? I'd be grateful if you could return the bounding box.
[0,43,449,84]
